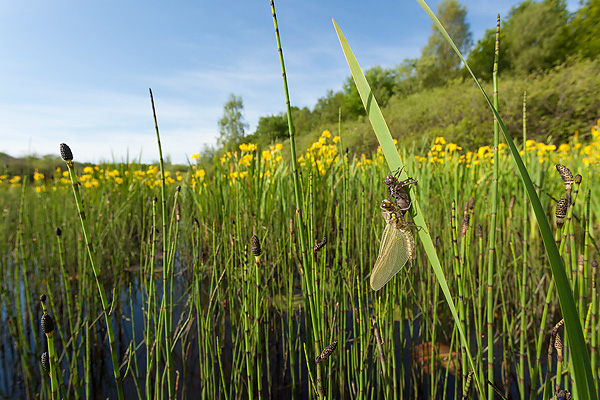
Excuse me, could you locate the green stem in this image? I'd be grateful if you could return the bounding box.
[62,152,124,400]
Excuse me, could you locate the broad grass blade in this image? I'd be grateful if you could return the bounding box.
[333,18,484,396]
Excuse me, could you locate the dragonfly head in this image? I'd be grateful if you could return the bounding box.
[380,199,395,211]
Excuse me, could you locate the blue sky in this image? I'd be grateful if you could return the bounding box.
[0,0,581,164]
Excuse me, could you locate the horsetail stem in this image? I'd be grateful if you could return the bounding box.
[270,1,324,397]
[485,15,501,398]
[40,294,59,399]
[59,143,124,400]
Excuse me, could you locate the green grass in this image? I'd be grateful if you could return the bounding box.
[1,120,599,398]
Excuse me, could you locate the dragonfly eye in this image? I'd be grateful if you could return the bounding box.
[381,199,393,209]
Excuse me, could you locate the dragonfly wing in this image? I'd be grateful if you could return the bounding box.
[370,223,410,291]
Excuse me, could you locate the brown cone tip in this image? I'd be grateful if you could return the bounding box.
[41,352,50,374]
[41,314,55,334]
[556,198,568,219]
[556,164,573,182]
[60,143,73,161]
[251,235,262,256]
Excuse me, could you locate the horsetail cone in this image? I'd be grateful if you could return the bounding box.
[554,333,564,362]
[556,164,574,185]
[555,198,568,228]
[251,234,262,257]
[461,214,470,237]
[41,313,55,334]
[313,236,327,252]
[556,389,572,400]
[59,143,73,162]
[315,340,338,364]
[40,294,47,304]
[41,352,50,374]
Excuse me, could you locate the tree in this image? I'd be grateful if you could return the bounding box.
[313,90,350,123]
[466,26,508,81]
[217,94,249,152]
[342,65,406,117]
[568,0,600,60]
[503,0,570,74]
[254,112,288,142]
[417,0,472,88]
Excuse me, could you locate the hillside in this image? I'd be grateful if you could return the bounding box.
[269,58,600,158]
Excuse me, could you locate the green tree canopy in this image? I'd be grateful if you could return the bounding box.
[254,112,288,142]
[466,25,508,81]
[568,0,600,59]
[503,0,570,74]
[341,62,419,119]
[218,94,249,152]
[417,0,472,88]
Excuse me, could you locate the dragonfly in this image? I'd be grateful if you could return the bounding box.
[384,167,417,214]
[370,198,416,291]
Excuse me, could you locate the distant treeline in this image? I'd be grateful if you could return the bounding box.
[215,0,600,157]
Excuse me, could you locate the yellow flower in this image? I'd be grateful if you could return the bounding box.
[83,166,94,174]
[9,176,21,184]
[275,155,283,162]
[230,171,239,180]
[33,170,45,181]
[333,136,340,144]
[275,143,284,151]
[262,150,272,160]
[322,130,331,138]
[239,143,248,152]
[195,169,206,178]
[477,146,491,159]
[446,143,462,152]
[191,153,201,160]
[247,143,257,152]
[558,143,570,153]
[240,171,248,179]
[240,154,253,166]
[114,177,124,185]
[434,137,447,145]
